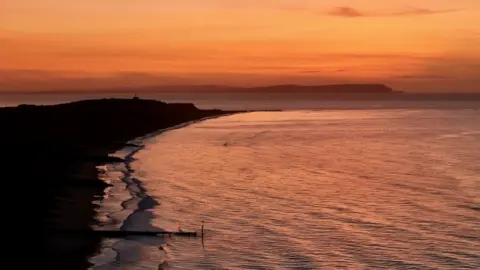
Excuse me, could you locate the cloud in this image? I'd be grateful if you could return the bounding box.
[327,7,364,17]
[324,6,459,18]
[300,68,348,74]
[394,75,452,80]
[300,70,322,74]
[390,7,459,16]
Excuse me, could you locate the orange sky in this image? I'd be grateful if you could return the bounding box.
[1,0,479,92]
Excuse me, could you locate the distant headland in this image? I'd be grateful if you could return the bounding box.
[139,84,400,94]
[4,84,402,95]
[237,84,400,94]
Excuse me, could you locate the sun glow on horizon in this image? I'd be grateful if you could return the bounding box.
[1,0,479,92]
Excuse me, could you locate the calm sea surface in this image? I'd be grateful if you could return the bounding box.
[90,108,479,269]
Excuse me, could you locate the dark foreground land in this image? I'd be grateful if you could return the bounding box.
[0,98,236,269]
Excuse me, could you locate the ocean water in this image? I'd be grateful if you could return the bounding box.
[91,108,480,269]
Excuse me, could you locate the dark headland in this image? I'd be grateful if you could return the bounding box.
[0,98,238,269]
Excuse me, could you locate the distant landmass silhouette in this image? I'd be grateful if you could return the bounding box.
[243,84,399,93]
[123,84,399,93]
[10,84,401,94]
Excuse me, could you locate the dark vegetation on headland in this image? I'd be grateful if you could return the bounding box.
[0,98,237,269]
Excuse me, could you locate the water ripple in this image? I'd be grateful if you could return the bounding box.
[93,109,480,269]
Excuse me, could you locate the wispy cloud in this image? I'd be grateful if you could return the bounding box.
[390,7,459,16]
[324,6,459,18]
[300,68,350,74]
[394,75,452,80]
[327,7,364,17]
[299,70,322,74]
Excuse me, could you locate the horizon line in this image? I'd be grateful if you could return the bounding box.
[1,83,479,94]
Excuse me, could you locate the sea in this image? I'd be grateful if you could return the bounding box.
[2,93,480,269]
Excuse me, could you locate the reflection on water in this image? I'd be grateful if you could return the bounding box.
[92,109,480,269]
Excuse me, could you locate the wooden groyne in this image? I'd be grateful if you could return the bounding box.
[50,229,199,238]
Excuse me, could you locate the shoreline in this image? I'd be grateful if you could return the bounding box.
[89,112,244,268]
[90,112,246,268]
[97,112,241,229]
[0,98,241,269]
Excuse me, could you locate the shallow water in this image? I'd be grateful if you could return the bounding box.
[92,109,480,269]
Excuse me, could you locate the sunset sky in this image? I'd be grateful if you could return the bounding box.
[1,0,479,92]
